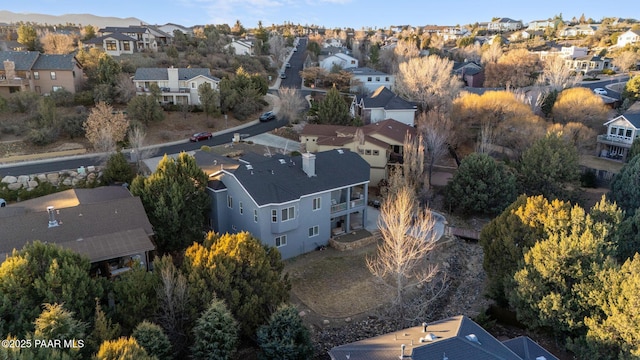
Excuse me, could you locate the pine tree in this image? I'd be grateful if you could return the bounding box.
[316,86,351,125]
[191,299,239,360]
[130,152,210,253]
[184,232,291,338]
[257,304,313,360]
[132,320,172,360]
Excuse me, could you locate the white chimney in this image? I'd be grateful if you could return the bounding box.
[167,67,178,87]
[302,152,316,177]
[47,206,59,228]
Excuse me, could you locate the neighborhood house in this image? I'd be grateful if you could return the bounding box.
[0,187,156,277]
[132,67,220,106]
[205,149,370,259]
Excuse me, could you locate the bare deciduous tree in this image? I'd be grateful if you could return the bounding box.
[481,41,503,65]
[40,31,76,54]
[268,34,287,67]
[128,126,156,173]
[83,102,129,152]
[538,55,582,90]
[115,73,137,104]
[367,173,439,308]
[418,111,451,187]
[155,256,190,357]
[613,51,640,75]
[402,131,425,190]
[395,55,462,113]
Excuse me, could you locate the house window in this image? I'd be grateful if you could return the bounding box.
[385,77,390,81]
[350,60,356,64]
[123,42,131,51]
[281,206,295,221]
[626,130,633,138]
[367,77,372,82]
[50,72,56,80]
[358,148,364,154]
[227,195,233,209]
[610,127,616,135]
[271,209,278,223]
[33,71,39,80]
[275,235,287,247]
[373,150,380,156]
[106,40,117,51]
[52,86,63,92]
[254,209,258,222]
[375,77,380,81]
[313,197,321,211]
[72,71,76,78]
[308,225,319,237]
[239,201,243,214]
[618,128,625,136]
[191,82,196,89]
[365,149,372,155]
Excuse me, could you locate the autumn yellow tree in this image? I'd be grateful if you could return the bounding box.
[83,102,129,152]
[451,90,546,155]
[40,31,76,54]
[484,48,542,88]
[552,87,610,129]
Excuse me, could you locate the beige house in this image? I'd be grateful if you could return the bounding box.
[84,33,136,56]
[300,119,416,184]
[0,51,84,97]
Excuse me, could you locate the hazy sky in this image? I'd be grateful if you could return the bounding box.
[2,0,639,29]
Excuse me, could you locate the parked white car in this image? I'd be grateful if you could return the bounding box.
[593,88,608,95]
[0,198,6,207]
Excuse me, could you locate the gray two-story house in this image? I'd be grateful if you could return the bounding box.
[206,149,370,259]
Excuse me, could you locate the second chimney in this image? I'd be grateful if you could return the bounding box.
[302,152,316,177]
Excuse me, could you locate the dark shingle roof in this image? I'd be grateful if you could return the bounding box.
[345,67,389,76]
[228,149,369,206]
[32,53,77,70]
[0,51,39,71]
[357,86,416,110]
[0,187,155,263]
[100,26,148,34]
[329,315,535,360]
[622,102,640,128]
[133,67,220,82]
[502,336,560,360]
[85,33,137,44]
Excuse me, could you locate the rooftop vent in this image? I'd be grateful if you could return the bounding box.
[465,334,481,345]
[279,159,286,164]
[422,322,428,332]
[245,164,253,170]
[399,344,405,359]
[421,333,439,342]
[535,357,547,360]
[337,149,344,154]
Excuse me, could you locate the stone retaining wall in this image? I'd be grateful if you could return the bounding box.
[1,166,102,191]
[329,232,379,251]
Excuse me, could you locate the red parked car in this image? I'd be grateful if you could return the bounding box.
[190,132,212,142]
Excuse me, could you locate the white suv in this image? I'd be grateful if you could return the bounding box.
[593,88,608,95]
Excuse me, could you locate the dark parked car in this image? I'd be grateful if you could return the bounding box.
[190,132,212,142]
[259,111,276,122]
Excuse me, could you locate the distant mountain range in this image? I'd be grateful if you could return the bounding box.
[0,10,146,28]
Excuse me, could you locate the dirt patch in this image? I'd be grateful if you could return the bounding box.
[287,244,394,321]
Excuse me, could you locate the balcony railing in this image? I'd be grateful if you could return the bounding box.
[350,198,365,208]
[331,202,347,213]
[597,134,633,146]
